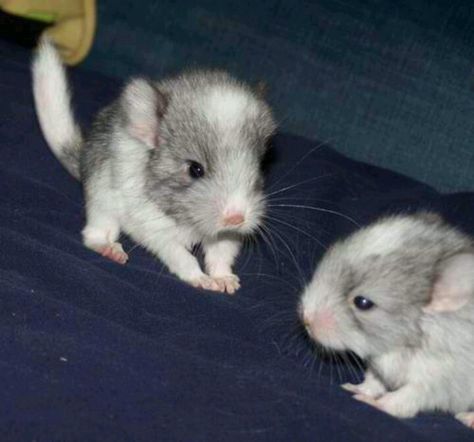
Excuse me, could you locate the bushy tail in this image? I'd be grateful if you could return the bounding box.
[32,37,83,179]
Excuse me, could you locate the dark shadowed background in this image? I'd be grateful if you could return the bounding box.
[83,0,474,192]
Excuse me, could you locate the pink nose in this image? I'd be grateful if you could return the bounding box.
[222,212,245,227]
[302,309,335,339]
[315,310,335,329]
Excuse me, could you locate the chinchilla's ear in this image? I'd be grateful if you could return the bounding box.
[121,78,168,149]
[423,253,474,313]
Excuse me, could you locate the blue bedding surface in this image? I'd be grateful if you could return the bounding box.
[2,41,474,441]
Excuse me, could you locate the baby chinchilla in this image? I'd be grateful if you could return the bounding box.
[299,212,474,428]
[32,38,276,294]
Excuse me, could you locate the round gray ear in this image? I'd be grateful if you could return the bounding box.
[121,78,168,149]
[423,252,474,313]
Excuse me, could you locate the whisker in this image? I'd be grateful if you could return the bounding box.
[342,352,363,384]
[268,204,360,227]
[264,215,327,251]
[256,225,280,272]
[329,351,335,385]
[347,352,365,382]
[263,222,306,289]
[267,140,332,192]
[333,352,344,385]
[240,272,299,292]
[266,174,332,198]
[317,346,324,381]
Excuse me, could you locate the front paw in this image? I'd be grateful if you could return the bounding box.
[342,380,385,399]
[210,274,240,294]
[456,412,474,429]
[353,393,382,409]
[97,242,128,264]
[342,383,374,396]
[190,275,223,292]
[354,392,417,418]
[190,274,240,294]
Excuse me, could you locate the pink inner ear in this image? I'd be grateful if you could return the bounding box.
[424,253,474,313]
[129,123,158,149]
[123,78,162,149]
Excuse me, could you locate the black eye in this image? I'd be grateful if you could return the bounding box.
[353,296,375,311]
[188,161,205,179]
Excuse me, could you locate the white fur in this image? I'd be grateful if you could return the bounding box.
[32,38,81,175]
[355,332,474,419]
[81,132,241,291]
[349,218,421,259]
[203,88,257,131]
[204,236,241,276]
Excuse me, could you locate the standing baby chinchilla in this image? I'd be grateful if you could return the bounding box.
[299,212,474,428]
[32,38,276,294]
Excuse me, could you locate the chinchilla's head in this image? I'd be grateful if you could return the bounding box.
[299,213,474,359]
[120,71,276,239]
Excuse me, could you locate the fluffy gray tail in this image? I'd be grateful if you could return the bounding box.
[32,37,82,179]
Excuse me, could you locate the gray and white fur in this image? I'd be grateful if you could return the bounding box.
[32,38,276,293]
[299,212,474,428]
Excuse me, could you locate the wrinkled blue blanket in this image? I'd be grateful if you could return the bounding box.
[1,40,473,441]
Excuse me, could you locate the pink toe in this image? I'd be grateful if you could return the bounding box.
[98,246,128,264]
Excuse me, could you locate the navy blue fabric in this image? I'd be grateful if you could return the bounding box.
[84,0,474,192]
[2,40,474,441]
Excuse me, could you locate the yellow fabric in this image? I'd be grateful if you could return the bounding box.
[0,0,96,65]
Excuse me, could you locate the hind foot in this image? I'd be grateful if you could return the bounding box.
[82,222,127,264]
